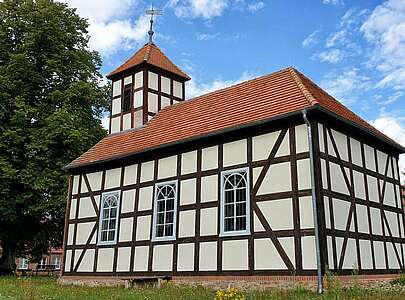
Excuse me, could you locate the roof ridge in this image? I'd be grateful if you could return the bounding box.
[143,43,151,61]
[288,67,319,106]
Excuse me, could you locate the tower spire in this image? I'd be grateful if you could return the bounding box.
[146,5,162,44]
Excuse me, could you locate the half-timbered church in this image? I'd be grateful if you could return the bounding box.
[61,20,405,285]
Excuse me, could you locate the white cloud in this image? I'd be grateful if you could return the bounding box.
[247,1,265,12]
[186,71,257,98]
[322,0,344,5]
[168,0,229,19]
[326,29,347,47]
[320,68,371,103]
[314,49,345,63]
[302,30,319,48]
[371,116,405,183]
[197,32,219,41]
[60,0,149,56]
[360,0,405,89]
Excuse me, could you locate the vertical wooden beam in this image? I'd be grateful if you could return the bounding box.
[61,175,73,276]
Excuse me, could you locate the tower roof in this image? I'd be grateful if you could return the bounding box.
[67,67,404,170]
[107,43,190,80]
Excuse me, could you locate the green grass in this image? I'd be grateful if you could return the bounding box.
[0,276,405,300]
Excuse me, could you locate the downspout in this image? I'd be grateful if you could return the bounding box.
[302,109,323,294]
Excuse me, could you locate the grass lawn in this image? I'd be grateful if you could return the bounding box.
[1,276,405,300]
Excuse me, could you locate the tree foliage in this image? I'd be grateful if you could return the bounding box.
[0,0,108,266]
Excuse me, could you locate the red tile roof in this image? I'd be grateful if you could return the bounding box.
[107,43,190,80]
[67,67,403,169]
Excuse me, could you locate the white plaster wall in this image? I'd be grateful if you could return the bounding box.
[329,163,350,195]
[199,241,217,271]
[201,175,218,203]
[161,76,171,94]
[113,80,122,97]
[77,249,95,272]
[180,179,196,205]
[254,238,286,269]
[78,197,96,218]
[121,189,135,213]
[299,196,314,229]
[123,113,131,131]
[67,224,74,245]
[223,139,247,167]
[373,241,385,269]
[275,131,290,157]
[353,170,366,200]
[202,146,218,171]
[253,212,265,232]
[252,130,279,161]
[258,199,293,230]
[97,248,114,272]
[73,250,82,270]
[297,158,311,190]
[333,198,351,231]
[364,144,376,171]
[384,182,397,207]
[136,215,151,241]
[152,244,173,271]
[161,96,170,109]
[133,246,149,271]
[370,207,382,235]
[324,197,331,229]
[124,164,137,186]
[181,151,197,175]
[134,90,143,108]
[158,155,177,179]
[295,124,309,153]
[138,186,153,211]
[177,243,195,271]
[256,162,291,195]
[173,80,182,98]
[200,207,217,236]
[116,247,131,272]
[87,172,102,192]
[222,240,248,270]
[377,150,388,175]
[367,176,379,203]
[69,198,77,220]
[387,243,400,269]
[112,98,121,115]
[148,72,158,90]
[327,236,334,269]
[110,116,120,134]
[76,222,96,245]
[342,238,357,269]
[350,138,362,166]
[356,204,369,233]
[386,211,399,237]
[140,161,154,183]
[178,210,195,238]
[331,129,348,161]
[105,168,121,189]
[124,75,132,86]
[318,123,324,153]
[321,159,328,189]
[64,250,72,272]
[119,217,133,242]
[148,92,158,113]
[134,71,143,89]
[72,175,80,195]
[359,239,373,269]
[301,236,317,269]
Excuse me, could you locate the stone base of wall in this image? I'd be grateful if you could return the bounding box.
[58,274,403,290]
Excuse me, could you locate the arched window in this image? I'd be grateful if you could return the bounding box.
[221,168,250,236]
[152,181,178,241]
[98,191,120,244]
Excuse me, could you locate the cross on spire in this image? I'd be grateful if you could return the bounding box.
[146,5,163,44]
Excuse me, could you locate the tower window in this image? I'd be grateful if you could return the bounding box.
[98,191,120,245]
[122,85,132,113]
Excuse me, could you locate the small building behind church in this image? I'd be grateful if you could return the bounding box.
[61,32,405,284]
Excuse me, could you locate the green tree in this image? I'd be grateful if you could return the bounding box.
[0,0,108,272]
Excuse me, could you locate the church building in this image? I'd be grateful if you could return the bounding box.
[61,25,405,285]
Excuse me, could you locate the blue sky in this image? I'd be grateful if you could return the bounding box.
[62,0,405,180]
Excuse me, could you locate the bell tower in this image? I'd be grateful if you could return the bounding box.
[106,8,190,134]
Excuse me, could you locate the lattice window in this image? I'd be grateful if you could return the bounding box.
[153,181,178,240]
[221,168,250,236]
[98,191,120,244]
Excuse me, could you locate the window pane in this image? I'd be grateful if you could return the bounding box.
[101,231,107,241]
[225,190,234,204]
[166,211,174,223]
[109,219,116,230]
[110,208,117,218]
[236,203,246,216]
[166,198,174,211]
[157,200,165,212]
[225,218,234,232]
[236,189,246,203]
[164,224,173,236]
[108,230,115,241]
[156,225,164,237]
[236,217,246,231]
[157,212,165,225]
[225,204,234,218]
[101,220,108,230]
[103,208,110,219]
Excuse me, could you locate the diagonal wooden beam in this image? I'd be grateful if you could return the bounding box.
[252,129,288,196]
[382,213,403,269]
[83,174,100,217]
[73,222,98,272]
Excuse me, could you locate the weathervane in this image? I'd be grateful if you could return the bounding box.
[146,5,163,44]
